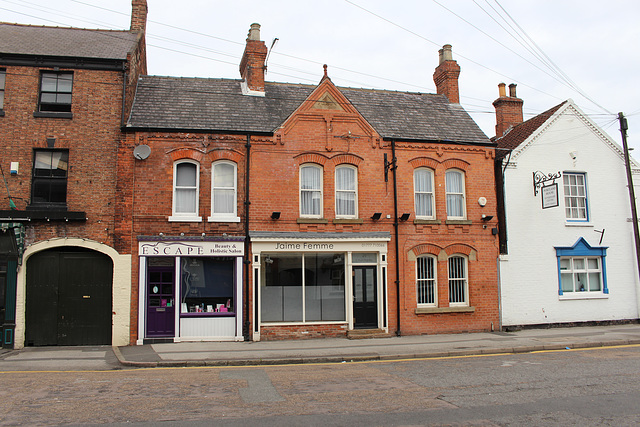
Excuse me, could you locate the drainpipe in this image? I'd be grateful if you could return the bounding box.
[120,65,127,127]
[243,134,252,340]
[391,139,401,336]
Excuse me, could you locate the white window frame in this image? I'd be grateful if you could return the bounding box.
[414,168,435,219]
[169,160,202,222]
[445,169,466,220]
[563,172,589,222]
[416,255,437,307]
[335,165,358,218]
[209,160,240,222]
[559,256,603,294]
[300,164,323,218]
[448,255,469,306]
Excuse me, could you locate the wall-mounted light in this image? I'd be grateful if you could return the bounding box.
[481,214,493,221]
[371,212,382,220]
[271,211,281,220]
[399,213,410,221]
[264,256,274,264]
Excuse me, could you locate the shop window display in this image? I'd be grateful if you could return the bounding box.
[181,257,234,314]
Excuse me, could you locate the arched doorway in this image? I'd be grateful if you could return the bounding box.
[25,247,113,346]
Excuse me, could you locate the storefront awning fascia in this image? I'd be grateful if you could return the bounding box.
[249,231,391,242]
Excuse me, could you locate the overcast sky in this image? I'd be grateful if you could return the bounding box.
[2,0,639,154]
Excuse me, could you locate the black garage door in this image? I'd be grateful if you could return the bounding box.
[26,248,113,346]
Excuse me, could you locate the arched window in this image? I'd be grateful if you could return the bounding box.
[416,255,437,306]
[335,165,357,218]
[170,160,201,222]
[209,161,239,222]
[414,168,435,219]
[448,255,468,306]
[445,169,466,219]
[300,164,323,217]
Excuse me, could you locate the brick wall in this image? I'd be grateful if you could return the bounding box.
[2,65,125,247]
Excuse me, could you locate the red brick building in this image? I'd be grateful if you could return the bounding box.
[122,24,499,344]
[0,1,147,348]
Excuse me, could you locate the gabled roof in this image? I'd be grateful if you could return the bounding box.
[492,101,566,158]
[0,23,140,60]
[126,76,491,145]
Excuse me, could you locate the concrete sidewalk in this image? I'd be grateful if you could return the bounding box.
[114,323,640,368]
[1,323,638,371]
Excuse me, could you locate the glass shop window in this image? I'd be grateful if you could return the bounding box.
[180,257,235,314]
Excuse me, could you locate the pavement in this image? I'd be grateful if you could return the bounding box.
[0,323,639,371]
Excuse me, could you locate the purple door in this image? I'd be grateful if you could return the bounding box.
[146,267,175,337]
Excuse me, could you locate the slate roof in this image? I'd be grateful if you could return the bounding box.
[493,101,566,159]
[0,23,140,60]
[127,76,491,145]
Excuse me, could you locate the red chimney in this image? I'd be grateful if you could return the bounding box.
[433,44,460,104]
[493,83,524,137]
[239,23,268,95]
[130,0,147,34]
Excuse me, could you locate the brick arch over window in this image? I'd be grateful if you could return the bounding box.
[409,157,440,170]
[168,148,205,163]
[294,152,329,166]
[330,154,363,167]
[208,148,244,164]
[441,159,470,171]
[410,243,442,258]
[444,243,477,259]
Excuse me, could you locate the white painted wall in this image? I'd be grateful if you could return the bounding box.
[500,102,640,326]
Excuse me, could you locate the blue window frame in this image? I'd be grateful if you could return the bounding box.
[555,237,608,296]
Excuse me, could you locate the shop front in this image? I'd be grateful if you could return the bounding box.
[137,236,244,344]
[250,231,391,341]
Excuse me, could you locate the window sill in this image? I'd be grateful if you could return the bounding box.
[168,215,202,222]
[180,312,235,318]
[414,219,441,225]
[297,218,328,224]
[559,293,608,300]
[564,222,593,227]
[445,219,472,225]
[33,111,73,119]
[208,216,241,223]
[415,306,475,314]
[333,218,363,224]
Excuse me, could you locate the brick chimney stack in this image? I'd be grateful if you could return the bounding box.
[433,44,461,104]
[239,23,268,95]
[130,0,147,33]
[493,83,524,137]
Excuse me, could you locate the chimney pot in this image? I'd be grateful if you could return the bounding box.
[509,83,517,98]
[248,23,261,41]
[498,83,506,98]
[440,44,453,64]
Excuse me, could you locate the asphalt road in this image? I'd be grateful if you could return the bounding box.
[0,345,638,426]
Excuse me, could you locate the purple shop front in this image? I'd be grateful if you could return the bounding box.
[137,237,244,344]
